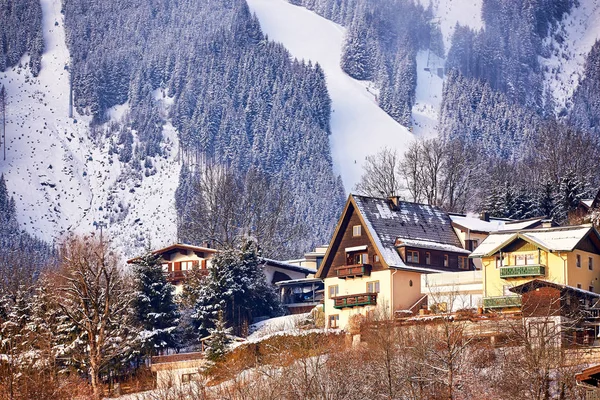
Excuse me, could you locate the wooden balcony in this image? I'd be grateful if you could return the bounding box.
[483,296,522,309]
[333,293,377,309]
[335,264,372,279]
[165,269,208,282]
[500,264,545,279]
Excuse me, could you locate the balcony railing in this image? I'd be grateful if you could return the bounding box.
[165,270,208,282]
[335,264,372,279]
[333,293,377,309]
[483,296,522,309]
[499,264,545,279]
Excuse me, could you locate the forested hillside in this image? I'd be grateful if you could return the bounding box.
[0,0,44,76]
[292,0,600,221]
[0,175,55,293]
[62,0,344,257]
[292,0,438,127]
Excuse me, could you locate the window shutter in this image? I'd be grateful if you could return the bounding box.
[174,262,182,271]
[201,259,207,269]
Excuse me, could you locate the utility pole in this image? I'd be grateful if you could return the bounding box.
[93,220,107,246]
[1,85,5,161]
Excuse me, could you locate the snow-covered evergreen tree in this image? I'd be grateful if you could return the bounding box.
[205,310,232,362]
[194,239,282,337]
[131,252,180,356]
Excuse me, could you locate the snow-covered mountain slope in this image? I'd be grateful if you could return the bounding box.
[0,0,179,258]
[542,0,600,113]
[411,0,483,138]
[417,0,483,51]
[247,0,414,191]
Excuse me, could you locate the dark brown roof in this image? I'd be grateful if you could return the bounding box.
[353,195,465,267]
[576,364,600,387]
[509,279,600,299]
[126,243,218,263]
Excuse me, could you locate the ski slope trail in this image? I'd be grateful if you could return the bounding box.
[0,0,180,258]
[247,0,414,191]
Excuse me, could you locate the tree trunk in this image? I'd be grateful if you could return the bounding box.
[90,362,101,400]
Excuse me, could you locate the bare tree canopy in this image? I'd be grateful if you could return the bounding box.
[354,147,402,198]
[178,162,308,259]
[54,235,136,399]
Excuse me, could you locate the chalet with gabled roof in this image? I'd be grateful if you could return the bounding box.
[471,224,600,311]
[127,243,316,296]
[316,194,471,330]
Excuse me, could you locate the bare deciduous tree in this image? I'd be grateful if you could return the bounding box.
[354,147,403,198]
[179,162,307,259]
[54,235,136,399]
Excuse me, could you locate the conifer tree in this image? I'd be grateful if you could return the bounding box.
[131,252,180,356]
[194,239,282,337]
[205,310,232,362]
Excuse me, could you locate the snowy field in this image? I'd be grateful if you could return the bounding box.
[247,0,414,191]
[0,0,179,258]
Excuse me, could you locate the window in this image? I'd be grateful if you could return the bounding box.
[329,314,339,329]
[444,255,449,267]
[181,260,197,271]
[590,286,595,293]
[407,250,419,264]
[458,256,469,270]
[526,254,535,265]
[367,281,380,293]
[577,254,581,268]
[495,255,504,268]
[589,257,593,271]
[181,373,198,383]
[409,280,413,287]
[328,285,339,298]
[516,254,527,266]
[161,263,170,272]
[352,225,362,237]
[353,252,368,265]
[425,252,431,265]
[374,254,380,263]
[577,283,582,289]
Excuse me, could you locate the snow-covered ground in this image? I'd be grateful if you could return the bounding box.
[542,0,600,113]
[0,0,179,258]
[247,0,414,191]
[412,51,445,138]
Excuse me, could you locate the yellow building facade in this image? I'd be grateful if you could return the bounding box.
[470,225,600,310]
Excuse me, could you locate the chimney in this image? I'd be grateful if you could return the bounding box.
[388,196,401,210]
[480,212,490,222]
[541,219,554,228]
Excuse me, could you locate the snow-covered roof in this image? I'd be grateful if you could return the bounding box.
[498,218,546,231]
[450,214,507,233]
[275,277,323,286]
[352,195,466,270]
[395,238,471,254]
[470,225,595,258]
[260,258,317,275]
[127,243,218,263]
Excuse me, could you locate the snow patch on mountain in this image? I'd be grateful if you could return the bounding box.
[0,0,179,258]
[412,51,445,138]
[247,0,414,191]
[541,0,600,113]
[417,0,484,51]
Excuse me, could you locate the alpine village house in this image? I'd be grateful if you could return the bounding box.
[316,194,473,330]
